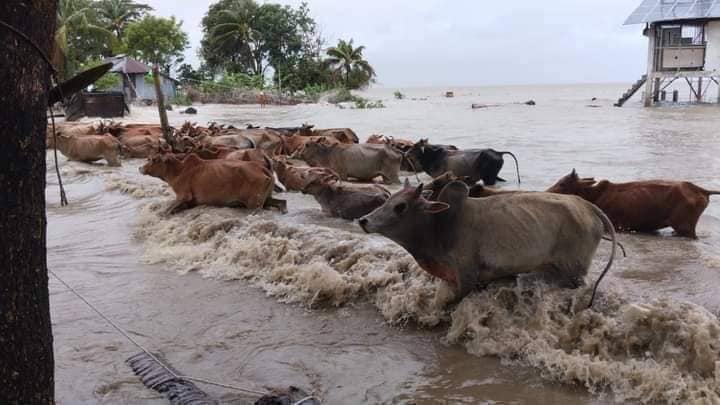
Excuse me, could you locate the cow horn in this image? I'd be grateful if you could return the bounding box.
[414,183,424,197]
[571,168,577,177]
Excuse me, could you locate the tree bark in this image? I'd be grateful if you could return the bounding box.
[0,1,57,403]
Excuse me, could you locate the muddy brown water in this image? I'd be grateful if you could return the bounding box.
[49,85,720,404]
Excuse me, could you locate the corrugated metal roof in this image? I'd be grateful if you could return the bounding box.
[104,56,151,74]
[625,0,720,25]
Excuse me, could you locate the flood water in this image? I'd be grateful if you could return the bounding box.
[48,84,720,404]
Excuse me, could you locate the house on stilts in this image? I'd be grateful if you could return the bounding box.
[617,0,720,107]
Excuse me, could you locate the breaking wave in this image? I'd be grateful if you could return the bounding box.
[119,174,719,403]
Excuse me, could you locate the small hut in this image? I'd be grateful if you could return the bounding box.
[618,0,720,106]
[104,55,178,103]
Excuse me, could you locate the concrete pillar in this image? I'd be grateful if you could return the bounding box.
[644,24,657,107]
[673,90,679,102]
[698,77,704,102]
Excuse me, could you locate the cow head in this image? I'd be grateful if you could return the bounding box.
[301,173,338,195]
[359,179,449,240]
[546,169,596,194]
[139,152,184,181]
[423,172,475,200]
[299,140,333,164]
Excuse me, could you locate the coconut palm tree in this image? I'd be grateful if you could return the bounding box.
[325,39,375,89]
[207,2,262,75]
[55,0,115,78]
[95,0,153,40]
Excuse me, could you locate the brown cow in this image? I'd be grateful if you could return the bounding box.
[170,146,286,192]
[303,176,391,220]
[312,128,359,144]
[117,124,164,140]
[283,134,341,155]
[47,122,97,148]
[55,132,122,166]
[139,153,287,214]
[273,157,340,192]
[120,136,167,158]
[547,169,720,238]
[241,128,285,156]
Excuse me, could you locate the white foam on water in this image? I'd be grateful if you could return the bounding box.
[118,173,719,403]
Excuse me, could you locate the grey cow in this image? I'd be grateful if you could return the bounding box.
[359,180,616,307]
[300,142,402,184]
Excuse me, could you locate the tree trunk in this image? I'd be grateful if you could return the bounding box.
[0,1,57,403]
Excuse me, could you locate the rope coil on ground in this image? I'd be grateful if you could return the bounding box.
[48,268,268,397]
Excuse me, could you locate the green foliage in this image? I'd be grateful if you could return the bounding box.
[177,63,211,85]
[123,15,188,71]
[79,58,121,91]
[201,0,318,77]
[196,72,266,94]
[57,0,117,79]
[353,98,385,109]
[95,0,153,40]
[394,91,405,100]
[170,92,193,106]
[301,83,331,102]
[325,39,376,90]
[327,87,358,104]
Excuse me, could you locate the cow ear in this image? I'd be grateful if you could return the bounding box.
[571,168,577,178]
[424,201,449,214]
[414,183,423,198]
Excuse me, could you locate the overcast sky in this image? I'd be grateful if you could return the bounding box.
[143,0,646,87]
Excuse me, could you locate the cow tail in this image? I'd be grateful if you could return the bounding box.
[498,151,521,185]
[588,203,617,309]
[704,189,720,196]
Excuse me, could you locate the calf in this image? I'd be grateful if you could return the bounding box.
[547,169,720,238]
[303,176,390,220]
[359,180,616,307]
[55,133,122,166]
[140,153,286,214]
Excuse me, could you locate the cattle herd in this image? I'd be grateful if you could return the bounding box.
[49,120,720,307]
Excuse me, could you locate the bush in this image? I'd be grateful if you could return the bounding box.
[394,90,404,100]
[302,83,332,102]
[327,88,358,104]
[354,98,385,109]
[171,92,192,106]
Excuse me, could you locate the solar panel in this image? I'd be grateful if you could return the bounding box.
[624,0,720,25]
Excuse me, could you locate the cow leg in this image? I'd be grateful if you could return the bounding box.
[166,199,195,215]
[264,197,288,214]
[670,199,707,239]
[543,263,586,289]
[103,152,121,166]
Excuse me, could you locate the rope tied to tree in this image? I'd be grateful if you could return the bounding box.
[0,18,68,206]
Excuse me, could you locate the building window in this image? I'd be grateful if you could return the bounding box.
[660,23,705,47]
